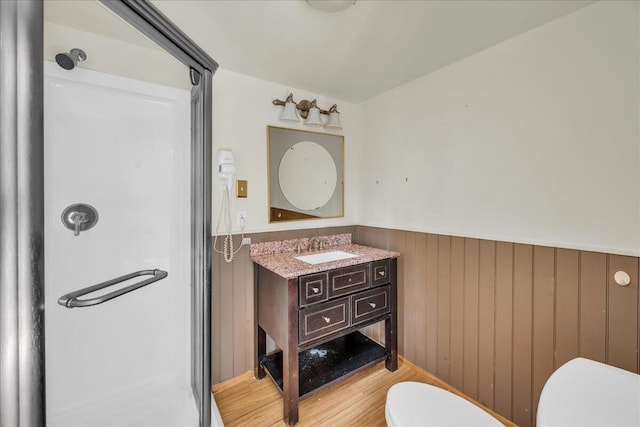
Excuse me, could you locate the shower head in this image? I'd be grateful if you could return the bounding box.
[55,48,86,70]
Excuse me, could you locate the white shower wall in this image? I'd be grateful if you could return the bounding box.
[44,61,196,426]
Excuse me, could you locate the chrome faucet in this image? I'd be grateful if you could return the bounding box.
[308,237,320,252]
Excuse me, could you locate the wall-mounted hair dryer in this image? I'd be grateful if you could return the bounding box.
[216,149,236,192]
[214,149,242,263]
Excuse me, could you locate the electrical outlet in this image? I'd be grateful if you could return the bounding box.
[237,210,247,229]
[241,237,252,245]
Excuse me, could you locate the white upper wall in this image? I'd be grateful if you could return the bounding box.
[212,69,361,234]
[44,15,362,237]
[358,1,640,256]
[44,22,189,90]
[50,0,639,255]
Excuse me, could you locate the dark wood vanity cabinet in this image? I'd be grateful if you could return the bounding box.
[254,258,397,426]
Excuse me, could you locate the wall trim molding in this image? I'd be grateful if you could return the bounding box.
[357,222,640,258]
[213,224,640,257]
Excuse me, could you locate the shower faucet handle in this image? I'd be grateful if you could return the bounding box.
[61,203,99,237]
[70,211,88,236]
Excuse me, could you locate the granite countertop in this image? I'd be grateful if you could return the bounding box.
[250,234,399,279]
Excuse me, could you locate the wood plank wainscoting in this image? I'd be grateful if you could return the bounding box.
[211,225,640,427]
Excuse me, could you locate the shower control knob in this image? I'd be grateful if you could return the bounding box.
[62,203,99,236]
[70,212,88,236]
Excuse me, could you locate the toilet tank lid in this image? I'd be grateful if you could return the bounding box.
[386,382,503,427]
[537,357,640,427]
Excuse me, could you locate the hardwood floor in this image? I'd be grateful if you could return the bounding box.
[213,358,517,427]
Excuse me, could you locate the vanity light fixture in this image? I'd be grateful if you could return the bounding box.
[305,100,323,126]
[272,93,342,129]
[325,105,342,129]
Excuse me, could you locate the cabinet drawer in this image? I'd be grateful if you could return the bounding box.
[299,297,350,344]
[371,259,390,287]
[351,285,390,325]
[328,265,369,298]
[299,273,328,307]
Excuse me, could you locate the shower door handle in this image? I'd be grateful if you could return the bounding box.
[58,269,168,308]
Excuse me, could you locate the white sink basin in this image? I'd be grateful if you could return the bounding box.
[295,250,360,265]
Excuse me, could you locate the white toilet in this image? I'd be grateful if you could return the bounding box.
[385,358,640,427]
[385,382,503,426]
[537,357,640,427]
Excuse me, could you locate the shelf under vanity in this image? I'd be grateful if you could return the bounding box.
[261,331,388,398]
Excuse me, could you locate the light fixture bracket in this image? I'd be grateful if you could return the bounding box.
[272,93,337,119]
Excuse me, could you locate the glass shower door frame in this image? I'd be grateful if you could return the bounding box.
[0,1,218,425]
[86,2,219,425]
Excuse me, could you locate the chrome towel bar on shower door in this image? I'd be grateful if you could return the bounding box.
[58,269,168,308]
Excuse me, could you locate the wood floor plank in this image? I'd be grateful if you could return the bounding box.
[214,359,517,427]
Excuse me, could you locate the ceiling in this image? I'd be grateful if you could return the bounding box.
[44,0,595,103]
[44,1,160,53]
[151,0,595,103]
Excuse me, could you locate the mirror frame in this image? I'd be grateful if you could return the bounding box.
[267,125,344,223]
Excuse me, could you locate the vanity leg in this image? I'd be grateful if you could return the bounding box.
[386,257,398,372]
[283,277,300,425]
[254,263,267,379]
[283,346,299,425]
[256,325,266,379]
[385,316,397,372]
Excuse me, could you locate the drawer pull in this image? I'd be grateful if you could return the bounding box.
[368,302,376,308]
[378,271,385,277]
[322,316,331,324]
[311,287,320,294]
[348,278,352,283]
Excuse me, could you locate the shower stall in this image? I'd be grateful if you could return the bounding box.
[1,1,218,425]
